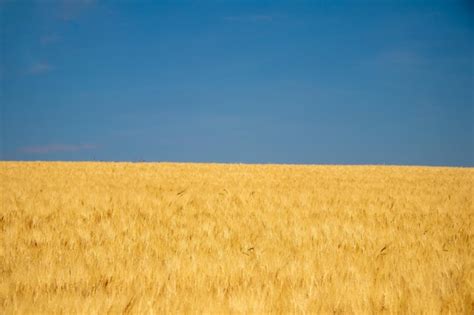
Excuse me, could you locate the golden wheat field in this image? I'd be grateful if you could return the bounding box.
[0,162,473,314]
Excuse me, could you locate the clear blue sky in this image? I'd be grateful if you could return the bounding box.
[1,0,473,165]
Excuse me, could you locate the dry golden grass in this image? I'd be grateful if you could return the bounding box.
[0,162,473,314]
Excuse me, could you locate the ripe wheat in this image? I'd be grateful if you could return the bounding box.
[0,162,472,314]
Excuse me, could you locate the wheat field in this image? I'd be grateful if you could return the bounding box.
[0,162,472,314]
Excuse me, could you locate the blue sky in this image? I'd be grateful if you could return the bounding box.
[1,0,472,165]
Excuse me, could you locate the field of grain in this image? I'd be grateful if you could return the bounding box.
[0,162,472,314]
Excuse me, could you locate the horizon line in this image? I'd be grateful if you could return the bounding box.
[0,160,472,169]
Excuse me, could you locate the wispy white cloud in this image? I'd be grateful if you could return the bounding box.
[29,62,53,75]
[40,33,60,45]
[376,50,425,66]
[361,49,429,71]
[19,144,98,154]
[224,14,274,22]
